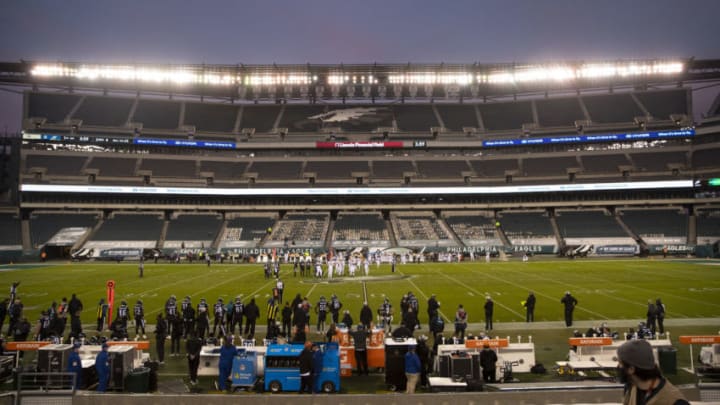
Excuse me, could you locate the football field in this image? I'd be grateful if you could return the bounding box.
[1,257,718,328]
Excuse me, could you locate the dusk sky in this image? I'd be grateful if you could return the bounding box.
[1,0,719,132]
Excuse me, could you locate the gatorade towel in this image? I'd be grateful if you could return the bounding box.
[107,280,115,325]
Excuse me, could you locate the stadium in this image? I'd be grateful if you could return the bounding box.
[0,58,719,404]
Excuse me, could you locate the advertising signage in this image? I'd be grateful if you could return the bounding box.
[23,128,694,151]
[23,133,235,149]
[482,129,694,148]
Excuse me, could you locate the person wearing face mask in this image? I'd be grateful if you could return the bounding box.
[616,339,688,405]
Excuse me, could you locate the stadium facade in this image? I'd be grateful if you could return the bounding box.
[0,59,719,262]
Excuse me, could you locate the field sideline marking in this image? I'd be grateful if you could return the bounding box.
[430,269,526,321]
[453,264,613,320]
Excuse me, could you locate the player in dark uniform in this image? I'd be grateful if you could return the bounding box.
[427,294,440,329]
[230,297,244,338]
[133,299,146,339]
[165,295,178,337]
[181,296,195,339]
[378,298,393,332]
[408,293,420,329]
[329,294,342,324]
[117,300,129,331]
[196,298,210,339]
[315,296,329,332]
[37,310,51,341]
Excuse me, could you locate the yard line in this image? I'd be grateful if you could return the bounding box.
[86,264,259,300]
[362,281,368,303]
[44,264,259,306]
[602,266,720,311]
[498,266,691,318]
[543,266,700,317]
[142,266,261,299]
[498,269,696,318]
[306,283,318,298]
[432,270,525,321]
[453,263,613,320]
[245,280,277,301]
[400,270,469,323]
[145,271,268,316]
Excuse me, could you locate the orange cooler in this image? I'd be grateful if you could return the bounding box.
[340,346,356,377]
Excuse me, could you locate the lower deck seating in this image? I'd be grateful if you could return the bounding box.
[30,213,98,247]
[90,213,164,241]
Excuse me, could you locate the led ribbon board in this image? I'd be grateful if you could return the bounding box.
[132,138,235,149]
[315,141,403,149]
[25,129,694,151]
[482,129,694,148]
[21,180,694,197]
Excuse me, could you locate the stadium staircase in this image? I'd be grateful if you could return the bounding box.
[688,213,697,245]
[259,217,279,247]
[80,155,92,174]
[157,218,169,249]
[21,218,31,251]
[386,217,398,247]
[495,224,512,250]
[211,218,227,251]
[439,215,465,248]
[74,216,104,250]
[614,213,643,247]
[323,217,335,251]
[549,212,565,252]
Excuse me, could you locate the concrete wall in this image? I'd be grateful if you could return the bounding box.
[71,387,702,405]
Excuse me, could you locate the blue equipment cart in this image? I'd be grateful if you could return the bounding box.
[231,351,259,391]
[263,342,340,393]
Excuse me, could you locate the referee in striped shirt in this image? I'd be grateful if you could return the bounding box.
[266,298,279,339]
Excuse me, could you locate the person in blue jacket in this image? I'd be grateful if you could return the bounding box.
[404,345,422,394]
[67,342,83,389]
[217,336,237,391]
[95,342,110,392]
[311,344,324,393]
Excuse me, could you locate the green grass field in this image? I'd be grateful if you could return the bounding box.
[2,258,719,328]
[2,258,719,391]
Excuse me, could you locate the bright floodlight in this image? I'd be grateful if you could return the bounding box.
[480,61,684,84]
[388,73,473,85]
[31,64,238,86]
[29,60,685,87]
